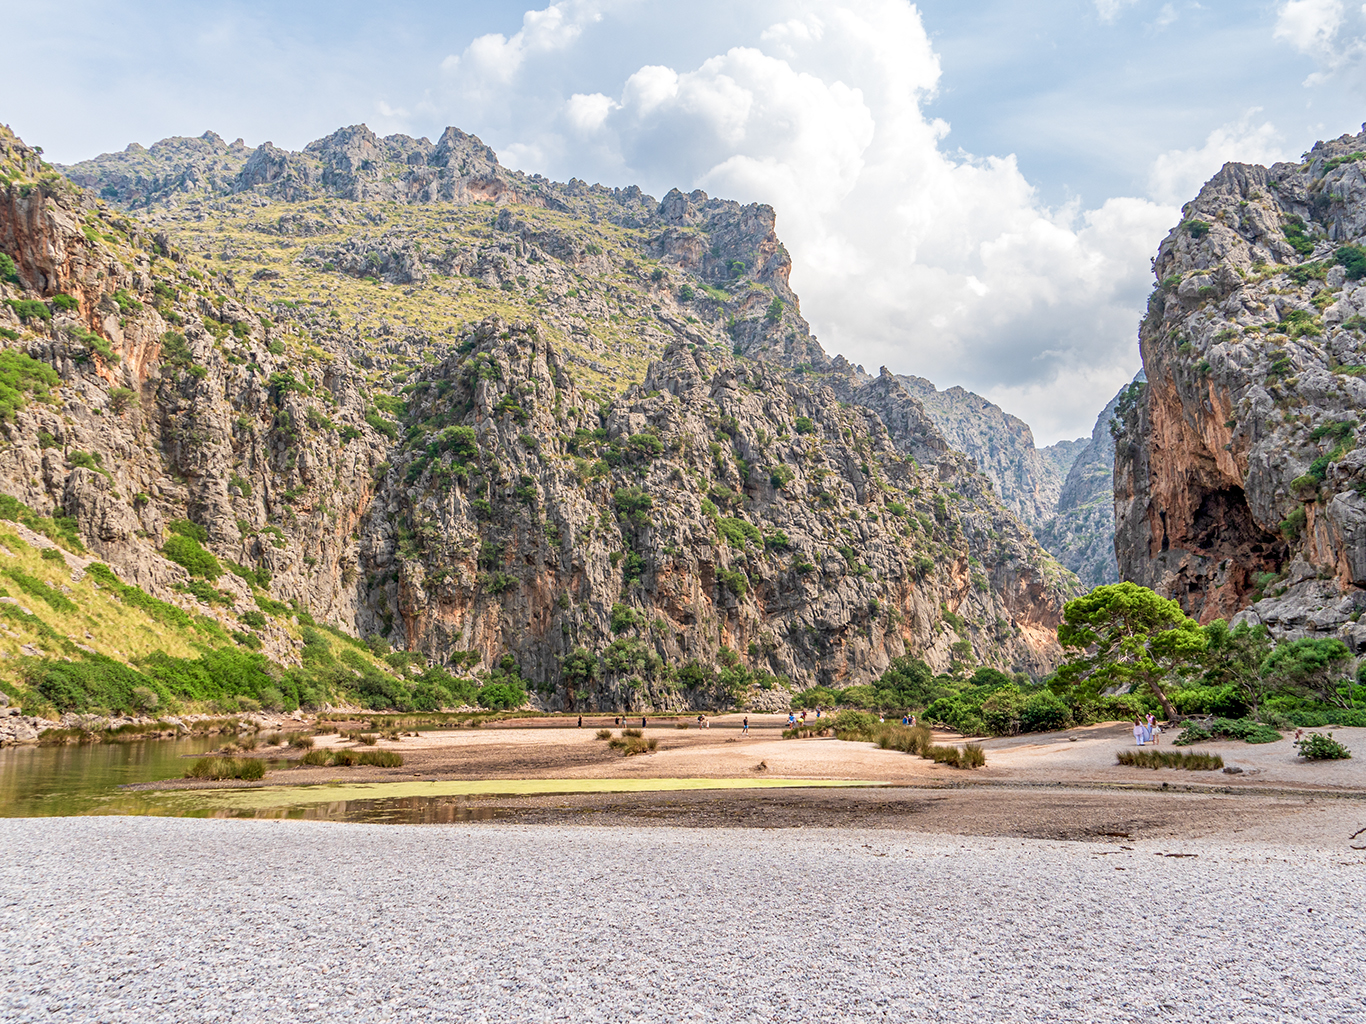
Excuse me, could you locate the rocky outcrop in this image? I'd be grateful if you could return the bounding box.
[1033,383,1128,587]
[1115,125,1366,647]
[896,374,1076,525]
[0,120,1079,710]
[892,372,1120,586]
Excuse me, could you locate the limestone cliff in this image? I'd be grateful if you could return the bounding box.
[893,372,1119,586]
[0,120,1077,710]
[1115,125,1366,648]
[1034,384,1126,588]
[895,374,1074,526]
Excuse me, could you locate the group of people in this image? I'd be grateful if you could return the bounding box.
[1132,714,1162,746]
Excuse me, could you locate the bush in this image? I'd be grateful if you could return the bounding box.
[162,534,222,580]
[1174,717,1281,745]
[608,734,658,756]
[595,728,612,740]
[477,681,525,710]
[5,568,75,612]
[0,350,60,421]
[185,756,266,781]
[1294,732,1351,760]
[130,685,159,713]
[794,416,814,435]
[832,709,878,739]
[1019,690,1073,733]
[1117,749,1224,770]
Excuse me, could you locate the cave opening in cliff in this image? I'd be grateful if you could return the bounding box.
[1182,485,1287,618]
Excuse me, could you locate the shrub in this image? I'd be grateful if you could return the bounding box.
[0,350,59,421]
[595,728,612,740]
[1336,244,1366,280]
[927,744,961,767]
[1174,717,1281,745]
[6,567,76,612]
[477,681,526,710]
[185,756,266,781]
[832,709,879,739]
[162,534,222,580]
[959,743,986,768]
[794,416,815,435]
[613,486,653,524]
[5,298,51,322]
[1116,749,1224,770]
[1294,732,1351,760]
[717,567,748,597]
[608,734,658,756]
[1019,690,1073,733]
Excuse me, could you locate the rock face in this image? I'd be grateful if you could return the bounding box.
[1115,125,1366,647]
[894,373,1120,587]
[896,375,1076,526]
[0,121,1079,710]
[1034,384,1128,588]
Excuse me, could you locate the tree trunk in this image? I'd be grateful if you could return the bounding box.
[1146,677,1178,722]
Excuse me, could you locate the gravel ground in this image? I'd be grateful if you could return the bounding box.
[1,817,1363,1024]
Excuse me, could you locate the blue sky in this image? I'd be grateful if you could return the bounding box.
[5,0,1365,441]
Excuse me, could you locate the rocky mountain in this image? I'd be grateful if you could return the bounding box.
[0,121,1078,714]
[895,374,1121,587]
[1034,385,1126,588]
[1115,125,1366,649]
[895,375,1078,525]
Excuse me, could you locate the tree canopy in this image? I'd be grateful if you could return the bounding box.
[1054,582,1206,720]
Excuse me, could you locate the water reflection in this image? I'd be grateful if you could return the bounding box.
[215,796,506,824]
[0,736,223,817]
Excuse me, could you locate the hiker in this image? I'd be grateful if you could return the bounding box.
[1133,718,1146,746]
[742,716,749,736]
[910,715,917,728]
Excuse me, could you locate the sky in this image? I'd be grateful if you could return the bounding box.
[4,0,1366,442]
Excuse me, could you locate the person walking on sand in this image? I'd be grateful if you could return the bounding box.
[1146,713,1159,746]
[698,714,705,729]
[788,712,797,729]
[742,716,749,736]
[1133,718,1146,746]
[642,716,647,729]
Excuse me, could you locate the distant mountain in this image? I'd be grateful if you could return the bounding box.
[1034,385,1127,588]
[894,374,1120,586]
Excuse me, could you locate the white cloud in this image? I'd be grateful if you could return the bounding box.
[432,0,1180,441]
[565,92,617,133]
[441,0,608,91]
[1094,0,1141,22]
[1147,114,1291,205]
[1274,0,1345,54]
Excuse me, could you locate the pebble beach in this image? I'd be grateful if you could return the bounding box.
[2,816,1363,1023]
